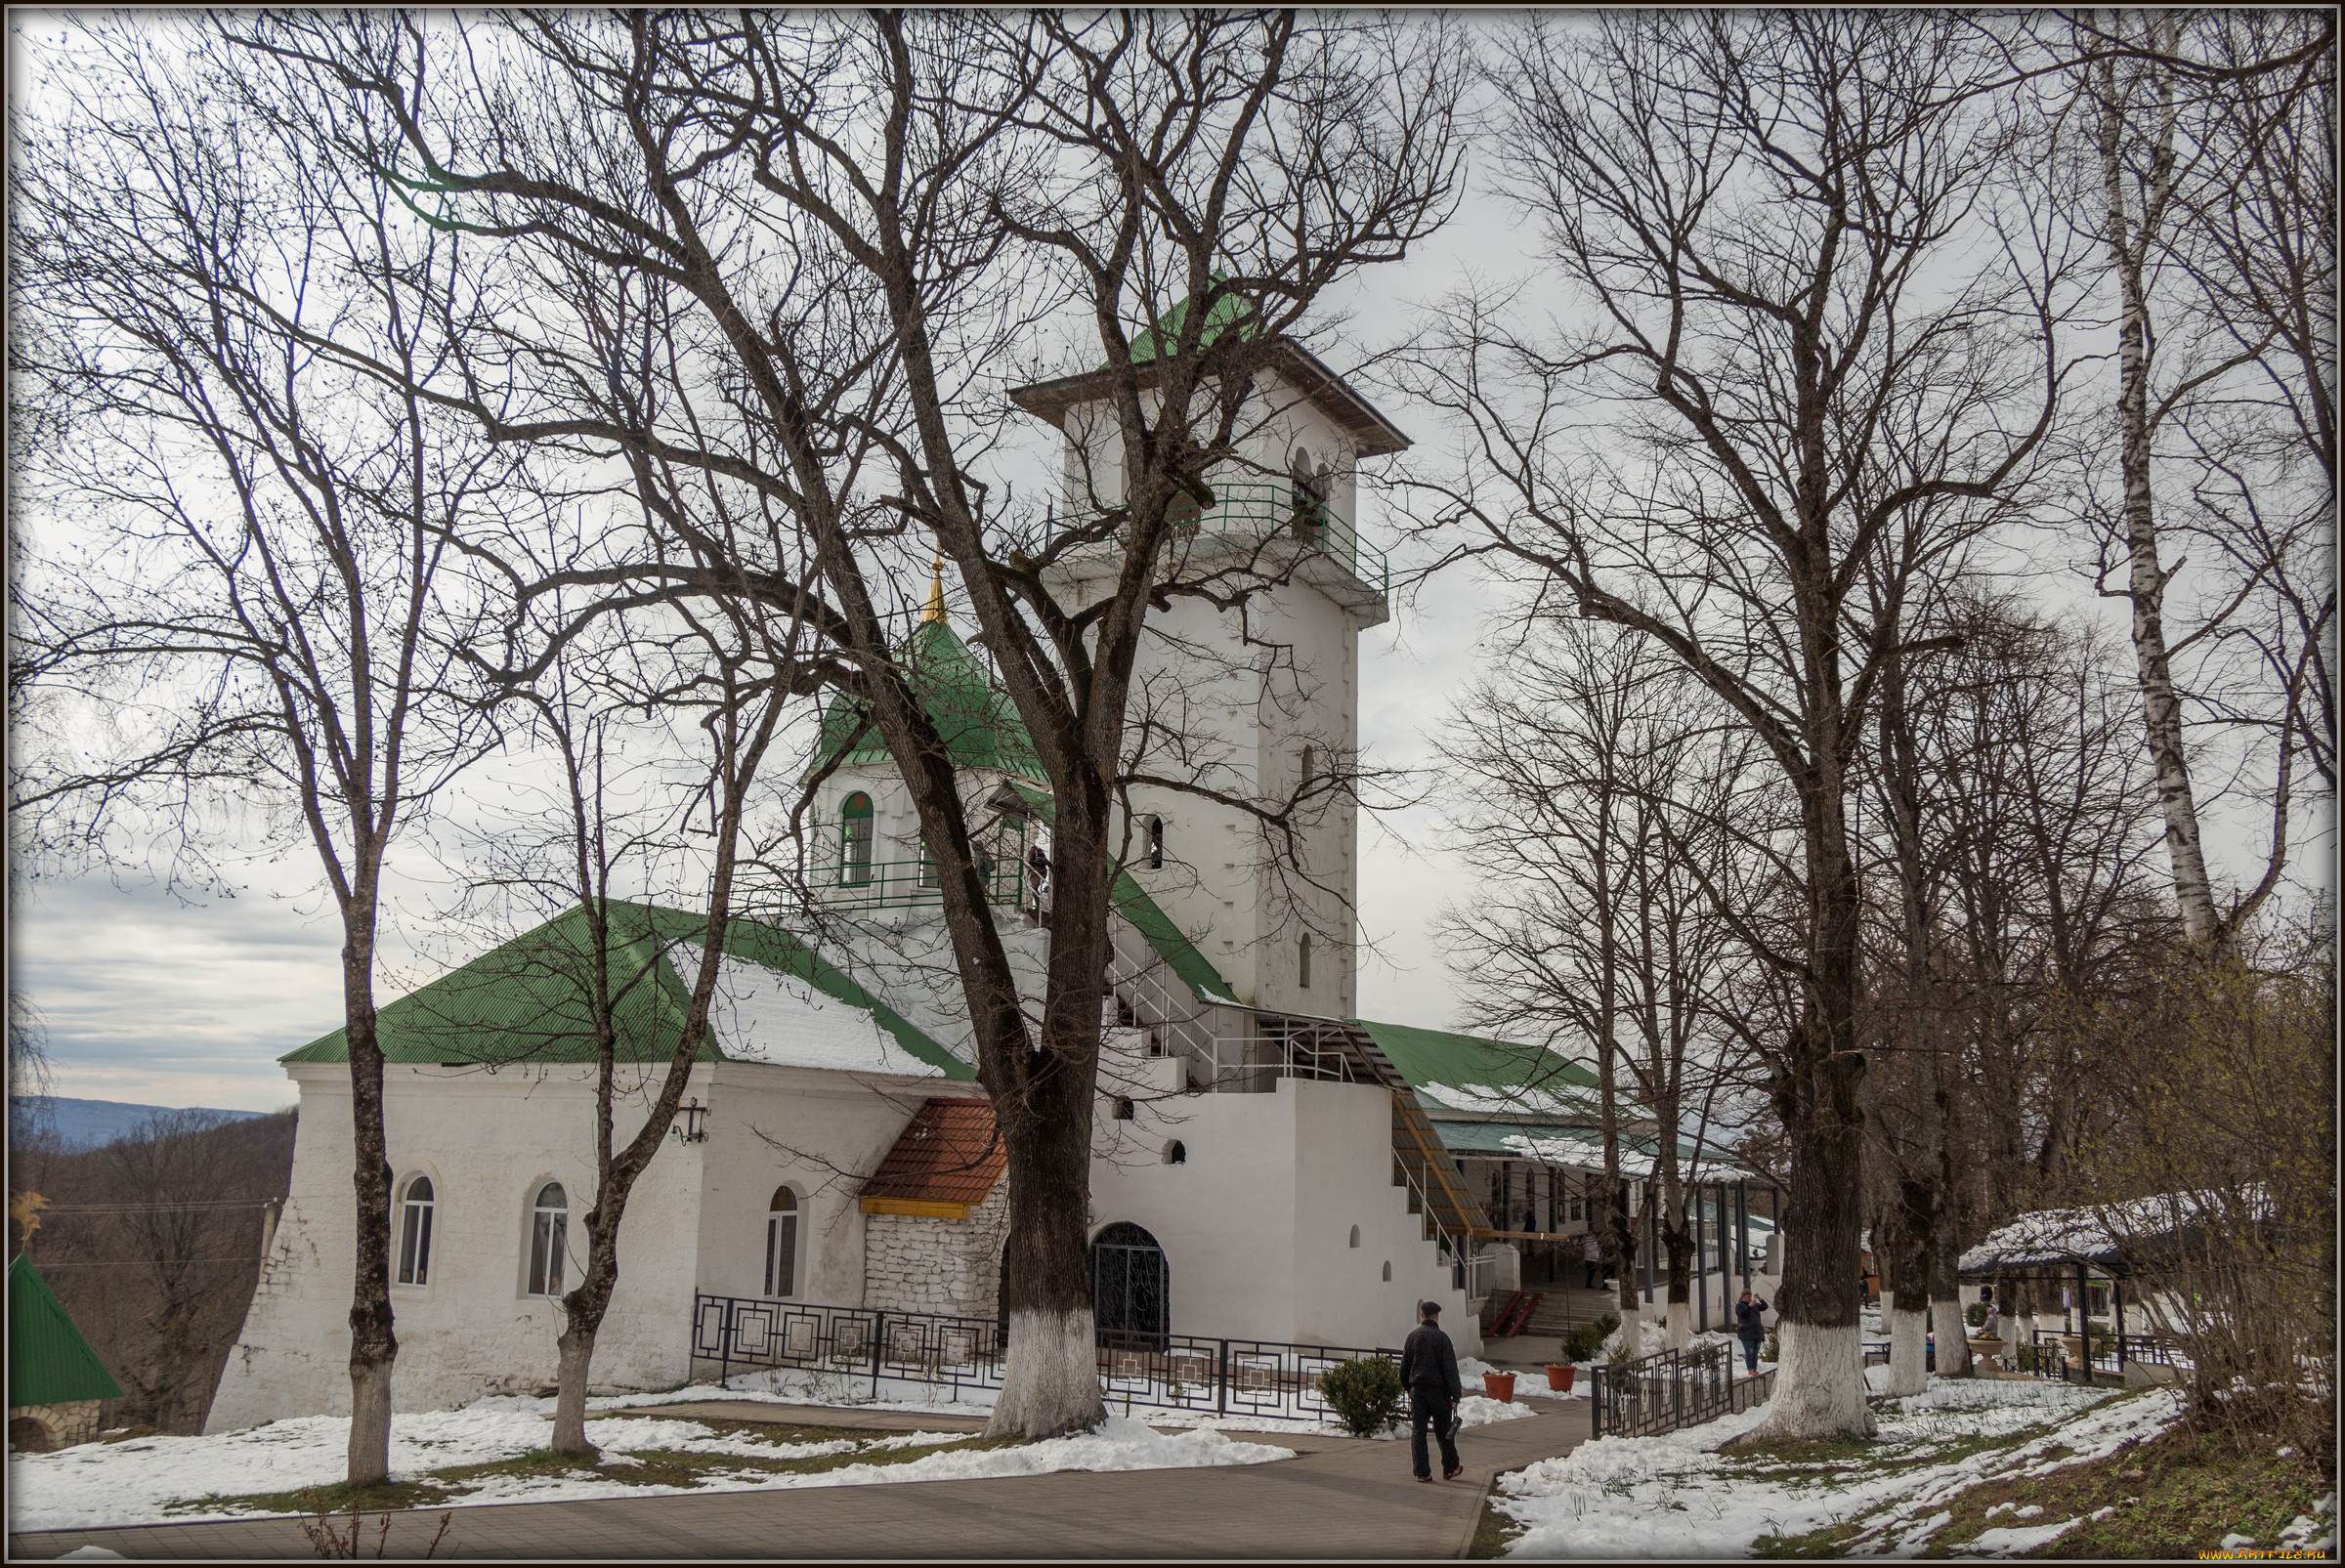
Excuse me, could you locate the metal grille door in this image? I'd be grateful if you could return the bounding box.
[1092,1222,1170,1351]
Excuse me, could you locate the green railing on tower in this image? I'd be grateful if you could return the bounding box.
[813,824,1032,912]
[1044,480,1387,599]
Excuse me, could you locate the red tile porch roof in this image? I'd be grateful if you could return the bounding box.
[858,1098,1005,1211]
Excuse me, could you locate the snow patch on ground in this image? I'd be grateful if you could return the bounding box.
[1456,1395,1539,1426]
[9,1402,1290,1534]
[1492,1376,2180,1558]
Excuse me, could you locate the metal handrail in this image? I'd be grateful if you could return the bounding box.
[1045,479,1388,599]
[812,853,1028,911]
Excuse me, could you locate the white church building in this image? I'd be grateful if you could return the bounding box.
[206,317,1769,1432]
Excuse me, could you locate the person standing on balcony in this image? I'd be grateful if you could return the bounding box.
[1735,1289,1770,1377]
[1400,1300,1464,1482]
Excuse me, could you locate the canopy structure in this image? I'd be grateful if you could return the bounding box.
[1957,1188,2270,1280]
[1433,1120,1766,1185]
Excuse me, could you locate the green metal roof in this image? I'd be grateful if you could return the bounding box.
[1002,781,1239,1004]
[1428,1120,1762,1183]
[1348,1019,1602,1117]
[811,620,1043,782]
[281,902,968,1079]
[9,1254,122,1408]
[1124,281,1258,365]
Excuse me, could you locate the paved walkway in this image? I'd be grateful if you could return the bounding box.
[8,1397,1589,1560]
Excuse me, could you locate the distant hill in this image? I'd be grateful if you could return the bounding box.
[9,1096,276,1152]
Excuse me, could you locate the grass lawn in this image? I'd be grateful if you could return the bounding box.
[1739,1393,2328,1559]
[1926,1422,2330,1558]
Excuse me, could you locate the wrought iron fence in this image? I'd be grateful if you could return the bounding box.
[1589,1341,1773,1439]
[690,1293,1405,1424]
[2025,1327,2187,1381]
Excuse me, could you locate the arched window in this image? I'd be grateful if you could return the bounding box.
[1288,446,1326,541]
[1162,1139,1186,1165]
[1146,816,1165,871]
[1300,745,1316,788]
[1348,1224,1361,1250]
[1299,933,1312,991]
[765,1187,800,1299]
[1382,1260,1392,1282]
[527,1181,568,1297]
[1113,1097,1135,1122]
[840,793,874,886]
[396,1175,435,1288]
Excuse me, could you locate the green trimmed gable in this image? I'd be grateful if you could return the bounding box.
[282,902,968,1080]
[9,1254,122,1408]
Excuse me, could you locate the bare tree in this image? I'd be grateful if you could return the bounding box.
[455,560,801,1457]
[248,9,1465,1438]
[1388,12,2079,1437]
[10,20,510,1481]
[2058,9,2335,952]
[1434,614,1768,1350]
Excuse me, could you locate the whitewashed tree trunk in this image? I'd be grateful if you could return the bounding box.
[549,1330,598,1458]
[1664,1299,1692,1353]
[1739,1322,1874,1442]
[1887,1306,1929,1396]
[985,1308,1103,1440]
[346,1358,395,1484]
[1934,1297,1974,1378]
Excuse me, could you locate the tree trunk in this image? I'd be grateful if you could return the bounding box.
[1661,1198,1693,1352]
[984,1067,1103,1439]
[341,913,397,1485]
[983,864,1108,1441]
[549,1328,598,1458]
[1932,1236,1973,1378]
[2096,22,2223,950]
[1886,1254,1931,1398]
[1744,1032,1872,1437]
[1610,1182,1640,1328]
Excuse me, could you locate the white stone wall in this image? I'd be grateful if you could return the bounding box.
[860,1181,1009,1322]
[207,1062,713,1431]
[1087,1070,1480,1356]
[206,1058,965,1433]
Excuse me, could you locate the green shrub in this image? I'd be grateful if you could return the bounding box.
[1761,1330,1779,1365]
[1966,1302,1989,1330]
[1318,1356,1406,1438]
[1560,1312,1621,1364]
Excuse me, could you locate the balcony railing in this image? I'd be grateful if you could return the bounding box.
[1045,480,1387,599]
[816,851,1028,912]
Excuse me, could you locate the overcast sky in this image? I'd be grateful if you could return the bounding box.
[10,16,2325,1113]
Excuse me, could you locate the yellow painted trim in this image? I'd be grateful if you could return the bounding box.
[859,1197,973,1220]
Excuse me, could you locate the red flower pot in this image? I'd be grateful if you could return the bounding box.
[1545,1364,1576,1393]
[1483,1371,1516,1403]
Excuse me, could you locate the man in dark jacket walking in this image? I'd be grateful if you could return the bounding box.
[1734,1289,1770,1376]
[1399,1300,1465,1481]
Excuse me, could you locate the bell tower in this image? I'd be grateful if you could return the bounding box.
[1009,318,1410,1018]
